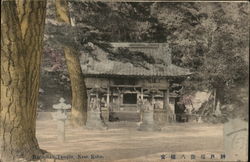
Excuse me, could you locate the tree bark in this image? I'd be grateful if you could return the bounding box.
[64,48,88,126]
[55,0,88,126]
[16,0,47,138]
[1,1,47,161]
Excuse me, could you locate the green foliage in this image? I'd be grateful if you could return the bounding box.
[44,1,249,120]
[45,1,160,66]
[69,1,167,42]
[152,2,248,120]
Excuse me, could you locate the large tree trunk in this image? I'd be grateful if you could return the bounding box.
[64,48,88,126]
[0,1,47,161]
[15,0,47,136]
[55,0,88,126]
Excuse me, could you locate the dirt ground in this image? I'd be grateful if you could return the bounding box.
[36,114,224,162]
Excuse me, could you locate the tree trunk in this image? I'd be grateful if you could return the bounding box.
[16,0,47,138]
[64,48,88,126]
[55,0,88,126]
[213,88,217,113]
[1,1,47,161]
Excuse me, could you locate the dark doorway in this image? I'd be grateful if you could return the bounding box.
[175,97,188,122]
[123,93,137,104]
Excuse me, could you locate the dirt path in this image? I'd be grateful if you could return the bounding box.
[36,119,224,162]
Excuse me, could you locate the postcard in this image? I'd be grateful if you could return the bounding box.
[0,0,248,161]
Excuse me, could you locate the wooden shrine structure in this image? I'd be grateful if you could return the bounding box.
[80,43,191,123]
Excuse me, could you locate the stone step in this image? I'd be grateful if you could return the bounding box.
[110,111,140,122]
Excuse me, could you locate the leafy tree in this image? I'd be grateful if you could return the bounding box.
[199,3,249,120]
[153,2,248,120]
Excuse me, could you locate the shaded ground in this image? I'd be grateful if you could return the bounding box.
[36,115,224,162]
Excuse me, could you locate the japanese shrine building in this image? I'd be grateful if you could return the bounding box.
[80,43,191,122]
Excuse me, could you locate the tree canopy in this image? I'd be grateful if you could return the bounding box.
[44,1,248,120]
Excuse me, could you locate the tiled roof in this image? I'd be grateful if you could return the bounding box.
[80,43,191,77]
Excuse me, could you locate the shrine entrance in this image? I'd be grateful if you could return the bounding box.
[123,93,137,104]
[110,87,140,122]
[87,85,176,123]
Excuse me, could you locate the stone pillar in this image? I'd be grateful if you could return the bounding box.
[141,88,144,100]
[138,94,161,131]
[138,110,161,131]
[86,109,107,130]
[101,87,110,122]
[107,87,110,109]
[117,88,121,111]
[138,88,144,122]
[163,89,169,110]
[52,98,71,143]
[152,94,155,110]
[162,89,174,123]
[85,92,107,130]
[57,119,65,142]
[110,90,113,112]
[120,93,124,111]
[96,93,100,110]
[87,90,91,110]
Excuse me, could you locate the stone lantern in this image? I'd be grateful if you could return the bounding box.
[52,98,71,142]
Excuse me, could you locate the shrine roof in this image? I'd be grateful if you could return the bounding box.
[80,43,191,78]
